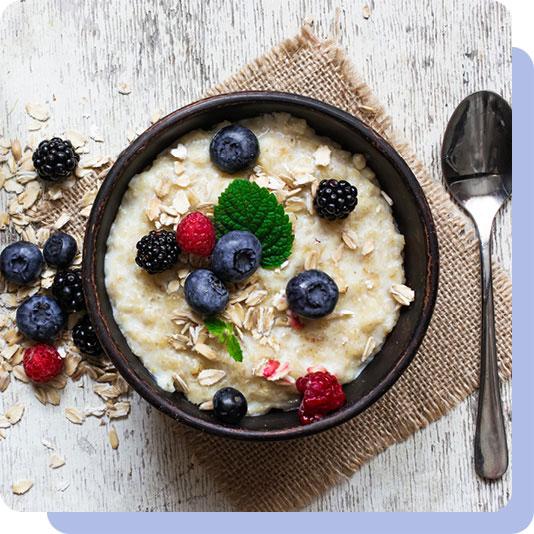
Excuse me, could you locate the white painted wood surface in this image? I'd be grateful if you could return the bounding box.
[0,0,511,512]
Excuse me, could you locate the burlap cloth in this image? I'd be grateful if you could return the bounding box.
[35,25,512,511]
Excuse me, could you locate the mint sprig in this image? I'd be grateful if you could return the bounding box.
[213,179,294,268]
[204,317,243,363]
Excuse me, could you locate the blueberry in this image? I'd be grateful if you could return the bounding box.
[286,269,339,318]
[213,387,248,425]
[209,124,259,173]
[184,269,229,315]
[211,231,262,283]
[0,241,44,285]
[16,294,66,342]
[43,232,77,268]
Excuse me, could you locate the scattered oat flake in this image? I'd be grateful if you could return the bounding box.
[0,370,10,392]
[172,190,190,214]
[172,372,190,393]
[313,145,331,167]
[65,407,85,425]
[341,230,358,250]
[108,426,119,449]
[49,453,65,469]
[199,400,214,410]
[193,342,218,361]
[46,388,61,405]
[150,110,163,124]
[381,190,394,206]
[11,139,22,161]
[173,161,185,176]
[117,82,131,95]
[27,119,43,131]
[5,403,24,424]
[362,337,376,361]
[166,280,181,294]
[170,144,187,160]
[53,213,71,230]
[107,401,131,419]
[25,102,49,121]
[361,240,375,256]
[362,4,372,19]
[64,129,87,149]
[330,309,355,319]
[12,364,29,383]
[0,416,11,429]
[198,369,226,386]
[12,479,33,495]
[390,284,415,306]
[145,196,161,221]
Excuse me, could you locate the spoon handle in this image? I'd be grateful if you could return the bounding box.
[474,232,508,480]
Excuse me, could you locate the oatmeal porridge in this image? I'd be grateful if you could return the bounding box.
[104,112,412,417]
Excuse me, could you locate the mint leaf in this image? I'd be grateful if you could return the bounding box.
[204,318,243,363]
[225,334,243,363]
[204,317,228,341]
[214,179,294,268]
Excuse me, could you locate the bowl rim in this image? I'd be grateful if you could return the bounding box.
[83,90,439,441]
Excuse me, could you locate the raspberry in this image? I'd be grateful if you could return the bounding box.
[176,212,216,257]
[23,344,64,383]
[296,370,346,425]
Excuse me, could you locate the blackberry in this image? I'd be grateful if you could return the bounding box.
[313,179,358,220]
[52,269,85,312]
[72,314,102,356]
[32,137,80,182]
[135,230,180,274]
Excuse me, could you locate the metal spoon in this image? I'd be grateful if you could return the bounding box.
[442,90,511,480]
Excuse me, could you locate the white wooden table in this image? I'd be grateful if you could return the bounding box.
[0,0,511,511]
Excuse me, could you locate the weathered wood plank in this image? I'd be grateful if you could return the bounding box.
[0,0,511,512]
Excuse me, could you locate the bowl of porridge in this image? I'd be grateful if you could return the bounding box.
[82,92,438,440]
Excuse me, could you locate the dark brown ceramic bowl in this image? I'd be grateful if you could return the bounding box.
[83,91,438,441]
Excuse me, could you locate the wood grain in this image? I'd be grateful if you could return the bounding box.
[0,0,511,512]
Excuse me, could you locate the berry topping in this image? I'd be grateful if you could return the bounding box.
[287,309,304,330]
[135,230,180,274]
[314,179,358,220]
[213,387,248,424]
[16,294,66,342]
[211,230,262,283]
[286,269,339,318]
[32,137,80,182]
[0,241,44,285]
[72,314,103,356]
[23,344,64,383]
[209,124,259,173]
[184,269,229,316]
[52,269,85,312]
[43,232,77,268]
[214,179,294,268]
[176,212,216,257]
[296,371,346,425]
